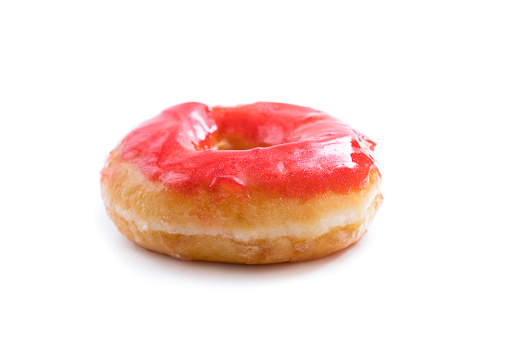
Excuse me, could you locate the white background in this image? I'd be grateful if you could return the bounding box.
[1,1,508,338]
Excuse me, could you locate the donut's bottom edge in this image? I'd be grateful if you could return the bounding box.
[105,193,383,264]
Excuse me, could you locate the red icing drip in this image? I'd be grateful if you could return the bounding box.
[120,102,379,198]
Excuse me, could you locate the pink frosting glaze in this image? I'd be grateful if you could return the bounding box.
[119,102,379,198]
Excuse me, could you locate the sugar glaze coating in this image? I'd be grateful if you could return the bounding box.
[119,102,379,199]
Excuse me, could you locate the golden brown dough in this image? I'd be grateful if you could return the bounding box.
[101,149,382,264]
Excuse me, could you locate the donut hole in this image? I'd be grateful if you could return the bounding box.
[213,133,273,150]
[199,104,292,151]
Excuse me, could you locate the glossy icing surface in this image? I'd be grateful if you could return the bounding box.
[120,102,379,198]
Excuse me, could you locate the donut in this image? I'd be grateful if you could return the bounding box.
[101,102,382,264]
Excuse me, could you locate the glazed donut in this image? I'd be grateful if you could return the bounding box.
[101,102,382,264]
